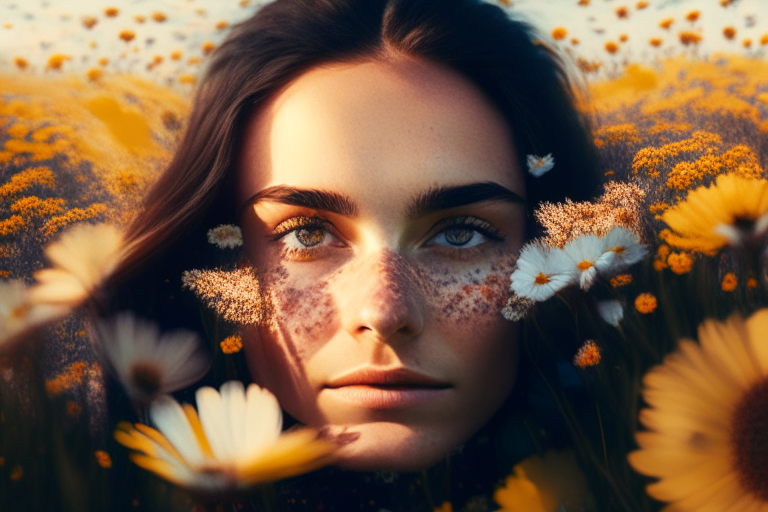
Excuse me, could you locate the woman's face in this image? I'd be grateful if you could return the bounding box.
[236,53,526,471]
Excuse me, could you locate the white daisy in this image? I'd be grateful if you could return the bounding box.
[207,224,243,249]
[596,226,648,273]
[94,312,210,403]
[510,243,575,301]
[526,154,555,178]
[553,234,615,291]
[114,381,338,492]
[596,299,624,327]
[28,223,124,307]
[0,280,69,350]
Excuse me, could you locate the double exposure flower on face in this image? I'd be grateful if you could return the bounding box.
[552,234,615,290]
[526,154,555,178]
[510,243,574,301]
[115,381,338,492]
[598,226,647,272]
[628,310,768,512]
[662,174,768,253]
[0,280,69,351]
[28,223,124,307]
[207,224,243,249]
[94,312,210,403]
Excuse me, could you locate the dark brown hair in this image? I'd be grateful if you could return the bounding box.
[104,0,600,327]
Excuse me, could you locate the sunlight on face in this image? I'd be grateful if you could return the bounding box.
[236,52,526,471]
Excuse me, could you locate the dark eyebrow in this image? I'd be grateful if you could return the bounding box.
[239,185,358,218]
[406,182,525,219]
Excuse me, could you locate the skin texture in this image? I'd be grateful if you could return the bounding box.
[236,51,526,471]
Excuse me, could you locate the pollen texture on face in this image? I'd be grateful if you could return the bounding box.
[731,377,768,501]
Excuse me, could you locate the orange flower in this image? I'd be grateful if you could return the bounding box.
[610,274,633,287]
[104,7,119,17]
[659,18,674,30]
[134,15,146,23]
[649,38,663,47]
[667,251,694,274]
[761,34,768,46]
[619,33,629,43]
[634,293,657,314]
[13,57,28,70]
[743,38,752,48]
[179,74,197,85]
[216,20,229,30]
[220,335,243,354]
[571,38,580,45]
[552,27,568,40]
[81,16,97,29]
[747,277,758,289]
[685,10,700,23]
[605,41,619,54]
[201,41,216,56]
[170,50,182,61]
[636,1,649,9]
[46,54,71,71]
[151,12,167,22]
[574,340,601,368]
[721,273,737,292]
[98,57,109,66]
[615,6,628,18]
[678,31,702,46]
[118,30,135,43]
[94,450,112,469]
[578,0,590,5]
[86,68,103,82]
[723,26,736,40]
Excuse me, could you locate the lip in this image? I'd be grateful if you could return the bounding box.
[323,367,452,409]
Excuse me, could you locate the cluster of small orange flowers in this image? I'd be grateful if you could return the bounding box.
[648,201,669,215]
[610,274,633,287]
[220,334,244,354]
[202,41,217,55]
[10,466,23,481]
[653,244,670,271]
[593,124,641,148]
[678,31,702,46]
[666,145,763,191]
[535,182,645,249]
[631,131,721,178]
[45,361,89,396]
[634,293,657,314]
[41,203,108,236]
[574,340,601,368]
[0,216,25,236]
[605,41,619,54]
[104,7,119,17]
[94,450,112,469]
[615,6,629,19]
[552,27,568,41]
[721,273,737,292]
[66,401,82,418]
[87,68,103,82]
[151,12,167,23]
[118,30,135,43]
[10,196,66,218]
[659,18,674,30]
[723,26,736,40]
[666,251,694,274]
[46,54,71,71]
[81,16,98,29]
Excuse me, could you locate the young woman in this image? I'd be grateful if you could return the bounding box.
[103,0,601,508]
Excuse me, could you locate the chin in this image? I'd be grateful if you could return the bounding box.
[327,421,467,472]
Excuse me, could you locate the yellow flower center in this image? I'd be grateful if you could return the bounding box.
[577,260,593,271]
[731,377,768,501]
[534,272,550,285]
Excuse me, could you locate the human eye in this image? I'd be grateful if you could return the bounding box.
[426,216,505,249]
[269,216,344,260]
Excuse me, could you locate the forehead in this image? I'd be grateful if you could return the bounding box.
[235,55,523,210]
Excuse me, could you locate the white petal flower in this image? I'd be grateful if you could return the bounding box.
[114,381,338,492]
[207,224,243,249]
[596,299,624,327]
[28,223,124,307]
[94,312,211,402]
[553,234,614,291]
[510,243,575,301]
[526,154,555,178]
[0,280,69,350]
[596,226,648,273]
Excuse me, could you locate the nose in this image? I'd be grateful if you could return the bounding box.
[337,250,426,344]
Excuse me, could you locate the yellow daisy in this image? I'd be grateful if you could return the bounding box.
[661,174,768,253]
[115,381,337,492]
[494,450,592,512]
[628,309,768,512]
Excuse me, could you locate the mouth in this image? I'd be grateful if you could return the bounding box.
[323,367,452,409]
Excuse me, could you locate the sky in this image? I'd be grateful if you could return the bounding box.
[0,0,767,85]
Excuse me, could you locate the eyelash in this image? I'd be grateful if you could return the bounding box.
[269,215,505,260]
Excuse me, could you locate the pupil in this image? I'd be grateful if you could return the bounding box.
[445,229,473,246]
[296,228,325,247]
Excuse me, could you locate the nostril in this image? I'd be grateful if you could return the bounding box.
[357,326,373,333]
